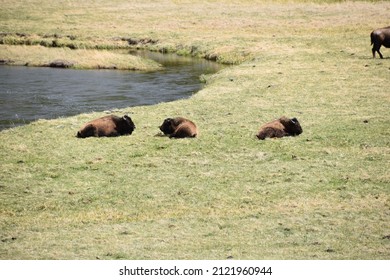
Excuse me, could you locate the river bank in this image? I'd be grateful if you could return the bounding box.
[0,44,162,71]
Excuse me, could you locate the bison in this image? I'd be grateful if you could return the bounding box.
[371,26,390,59]
[256,116,303,140]
[159,117,198,138]
[76,114,135,138]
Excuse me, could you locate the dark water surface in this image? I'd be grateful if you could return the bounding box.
[0,51,223,130]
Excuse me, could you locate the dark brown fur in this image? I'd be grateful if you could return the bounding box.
[256,116,302,140]
[159,117,198,138]
[371,26,390,59]
[76,115,135,138]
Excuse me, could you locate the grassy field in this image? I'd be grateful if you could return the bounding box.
[0,0,389,259]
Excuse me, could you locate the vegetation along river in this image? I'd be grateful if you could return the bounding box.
[0,51,223,131]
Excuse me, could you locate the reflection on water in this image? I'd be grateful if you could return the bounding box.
[0,51,223,130]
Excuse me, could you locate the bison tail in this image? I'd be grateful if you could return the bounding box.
[370,32,374,45]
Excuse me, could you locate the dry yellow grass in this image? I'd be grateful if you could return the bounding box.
[1,1,387,65]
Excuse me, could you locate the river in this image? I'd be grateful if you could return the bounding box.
[0,51,223,131]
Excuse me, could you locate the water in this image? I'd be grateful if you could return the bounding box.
[0,51,223,131]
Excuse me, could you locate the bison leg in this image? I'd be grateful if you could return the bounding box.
[378,49,384,59]
[77,124,97,138]
[105,131,120,137]
[372,44,384,59]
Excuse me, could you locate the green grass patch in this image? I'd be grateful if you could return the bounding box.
[0,0,389,259]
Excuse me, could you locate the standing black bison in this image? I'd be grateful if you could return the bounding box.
[371,26,390,59]
[76,114,135,138]
[256,116,303,140]
[159,117,198,138]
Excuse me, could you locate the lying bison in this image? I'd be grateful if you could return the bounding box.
[256,116,302,140]
[371,26,390,59]
[77,114,135,138]
[159,117,198,138]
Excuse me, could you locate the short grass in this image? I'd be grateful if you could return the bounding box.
[0,0,389,259]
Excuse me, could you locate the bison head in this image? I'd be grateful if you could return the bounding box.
[159,118,176,135]
[122,115,136,134]
[283,117,303,136]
